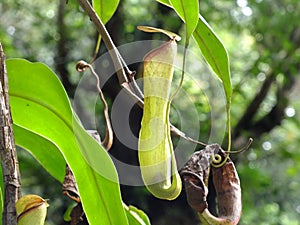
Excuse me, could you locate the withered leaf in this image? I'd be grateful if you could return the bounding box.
[181,144,242,225]
[212,155,242,223]
[180,144,219,212]
[62,164,80,203]
[70,203,88,225]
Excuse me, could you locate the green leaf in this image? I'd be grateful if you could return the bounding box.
[155,1,232,104]
[169,0,199,41]
[92,0,120,24]
[193,15,232,151]
[156,0,171,7]
[125,204,151,225]
[193,15,232,104]
[6,59,128,225]
[156,0,232,149]
[13,124,66,183]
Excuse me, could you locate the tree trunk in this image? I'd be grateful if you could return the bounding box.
[0,43,22,225]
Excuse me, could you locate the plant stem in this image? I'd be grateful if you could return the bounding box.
[77,0,128,84]
[170,40,189,101]
[76,0,145,110]
[0,43,22,225]
[226,104,231,152]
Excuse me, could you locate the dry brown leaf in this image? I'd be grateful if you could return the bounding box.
[181,144,242,225]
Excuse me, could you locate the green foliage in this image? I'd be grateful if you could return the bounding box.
[156,0,232,105]
[168,0,199,42]
[125,205,151,225]
[6,59,129,225]
[156,0,170,7]
[193,15,232,105]
[1,0,300,224]
[13,125,66,182]
[92,0,120,25]
[156,1,232,151]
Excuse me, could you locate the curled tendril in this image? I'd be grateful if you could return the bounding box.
[228,138,253,154]
[211,138,253,168]
[212,154,223,165]
[211,151,229,168]
[76,60,90,72]
[75,60,113,150]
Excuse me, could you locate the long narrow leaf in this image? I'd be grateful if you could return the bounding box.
[6,59,128,225]
[169,0,199,41]
[156,1,232,104]
[92,0,120,25]
[193,15,232,104]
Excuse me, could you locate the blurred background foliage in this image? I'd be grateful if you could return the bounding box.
[1,0,300,224]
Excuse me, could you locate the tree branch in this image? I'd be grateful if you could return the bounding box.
[233,25,300,144]
[55,0,74,95]
[232,73,276,139]
[232,66,298,145]
[249,68,296,137]
[0,43,22,225]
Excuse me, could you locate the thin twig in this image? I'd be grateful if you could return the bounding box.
[0,43,21,225]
